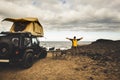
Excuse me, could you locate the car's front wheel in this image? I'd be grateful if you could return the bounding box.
[39,49,47,59]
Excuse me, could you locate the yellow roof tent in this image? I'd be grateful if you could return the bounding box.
[3,17,44,37]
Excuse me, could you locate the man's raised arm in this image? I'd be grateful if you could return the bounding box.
[77,37,83,41]
[66,37,72,40]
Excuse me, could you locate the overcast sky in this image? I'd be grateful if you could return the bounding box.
[0,0,120,41]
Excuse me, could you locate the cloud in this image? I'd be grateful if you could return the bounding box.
[0,0,120,32]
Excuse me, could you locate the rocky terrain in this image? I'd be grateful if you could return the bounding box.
[77,39,120,61]
[0,39,120,80]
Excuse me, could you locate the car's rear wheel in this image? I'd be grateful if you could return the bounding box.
[22,53,33,68]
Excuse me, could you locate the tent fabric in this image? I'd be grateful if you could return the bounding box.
[3,18,44,37]
[2,17,39,22]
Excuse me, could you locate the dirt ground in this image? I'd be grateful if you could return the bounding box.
[0,52,120,80]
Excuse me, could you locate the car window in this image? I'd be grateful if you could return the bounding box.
[32,38,38,45]
[24,38,31,46]
[12,38,19,46]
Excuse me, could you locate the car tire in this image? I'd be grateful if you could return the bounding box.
[0,40,13,57]
[39,50,47,59]
[22,52,33,68]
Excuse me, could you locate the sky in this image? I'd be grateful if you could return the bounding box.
[0,0,120,41]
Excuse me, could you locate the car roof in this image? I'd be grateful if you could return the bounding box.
[1,32,32,37]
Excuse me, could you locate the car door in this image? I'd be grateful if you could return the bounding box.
[32,38,40,54]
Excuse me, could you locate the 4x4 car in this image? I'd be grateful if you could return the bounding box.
[0,32,47,68]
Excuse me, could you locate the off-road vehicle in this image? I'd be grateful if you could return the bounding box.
[0,17,47,68]
[0,32,47,68]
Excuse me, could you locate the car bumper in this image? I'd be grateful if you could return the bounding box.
[0,59,9,62]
